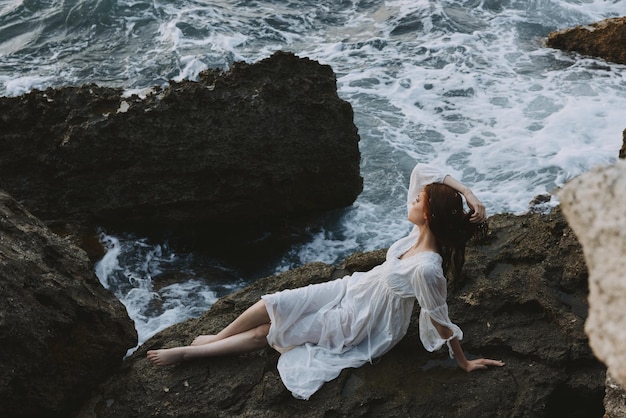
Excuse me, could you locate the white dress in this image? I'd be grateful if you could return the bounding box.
[262,164,463,400]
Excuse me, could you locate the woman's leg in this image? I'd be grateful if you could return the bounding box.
[147,323,271,366]
[191,299,270,346]
[191,335,218,345]
[147,299,272,366]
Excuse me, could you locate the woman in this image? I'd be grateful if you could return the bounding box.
[147,163,505,399]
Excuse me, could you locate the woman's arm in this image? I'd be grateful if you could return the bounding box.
[430,319,505,371]
[409,163,485,223]
[408,164,449,215]
[442,175,486,224]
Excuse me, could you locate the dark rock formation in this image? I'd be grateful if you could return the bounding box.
[546,17,626,65]
[0,52,362,243]
[620,128,626,159]
[0,189,137,418]
[81,209,605,418]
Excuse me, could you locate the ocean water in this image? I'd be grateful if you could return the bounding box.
[2,0,625,349]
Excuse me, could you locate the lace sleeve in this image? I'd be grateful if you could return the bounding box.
[413,261,463,358]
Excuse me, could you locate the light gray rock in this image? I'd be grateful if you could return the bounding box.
[559,159,626,388]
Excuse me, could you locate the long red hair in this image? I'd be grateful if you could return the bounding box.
[423,183,487,279]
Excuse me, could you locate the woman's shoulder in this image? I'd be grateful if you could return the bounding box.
[416,251,443,264]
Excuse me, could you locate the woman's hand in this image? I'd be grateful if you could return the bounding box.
[434,326,504,373]
[461,358,505,372]
[442,176,486,223]
[463,189,486,223]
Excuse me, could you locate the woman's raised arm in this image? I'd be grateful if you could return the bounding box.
[442,175,486,223]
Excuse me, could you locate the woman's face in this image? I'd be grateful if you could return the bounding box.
[408,190,428,226]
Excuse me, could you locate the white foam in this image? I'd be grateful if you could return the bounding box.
[265,0,626,267]
[0,0,23,18]
[122,86,156,98]
[127,279,218,352]
[0,26,40,56]
[94,232,227,353]
[1,74,54,96]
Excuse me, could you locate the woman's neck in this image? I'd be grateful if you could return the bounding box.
[414,225,439,252]
[400,225,439,260]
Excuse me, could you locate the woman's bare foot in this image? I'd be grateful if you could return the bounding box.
[191,334,219,346]
[147,348,185,367]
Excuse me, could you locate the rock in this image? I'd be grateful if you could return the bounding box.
[81,209,605,418]
[620,128,626,160]
[559,160,626,391]
[528,193,554,214]
[0,52,362,243]
[604,373,626,418]
[546,17,626,65]
[0,189,137,418]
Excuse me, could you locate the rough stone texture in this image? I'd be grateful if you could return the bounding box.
[80,209,606,418]
[559,160,626,417]
[546,17,626,65]
[0,189,137,418]
[0,52,362,240]
[604,373,626,418]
